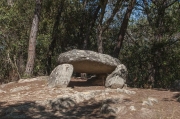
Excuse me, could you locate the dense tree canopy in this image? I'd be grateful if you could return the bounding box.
[0,0,179,88]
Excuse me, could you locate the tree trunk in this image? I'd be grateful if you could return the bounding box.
[83,5,101,50]
[113,0,136,58]
[96,0,107,53]
[46,0,65,75]
[96,0,123,53]
[97,25,103,53]
[24,0,42,77]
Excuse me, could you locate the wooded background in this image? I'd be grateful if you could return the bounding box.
[0,0,179,88]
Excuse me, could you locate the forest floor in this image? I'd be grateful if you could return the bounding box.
[0,76,180,119]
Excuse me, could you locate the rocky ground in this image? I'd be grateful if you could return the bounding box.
[0,76,180,119]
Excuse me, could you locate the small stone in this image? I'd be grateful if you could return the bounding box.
[142,97,158,106]
[129,106,136,111]
[148,97,158,103]
[0,89,6,93]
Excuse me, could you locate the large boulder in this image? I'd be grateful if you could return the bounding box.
[47,64,73,88]
[105,64,127,89]
[58,49,121,74]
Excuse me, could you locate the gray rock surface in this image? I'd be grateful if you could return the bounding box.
[0,89,6,93]
[142,97,158,106]
[47,64,73,88]
[36,90,105,110]
[10,86,30,93]
[105,64,127,89]
[106,76,125,89]
[116,88,136,95]
[18,76,48,83]
[129,106,136,111]
[58,49,121,74]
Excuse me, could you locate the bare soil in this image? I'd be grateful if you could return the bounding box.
[0,76,180,119]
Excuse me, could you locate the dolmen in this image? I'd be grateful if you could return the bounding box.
[47,49,127,89]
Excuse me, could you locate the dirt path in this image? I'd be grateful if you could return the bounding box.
[0,76,180,119]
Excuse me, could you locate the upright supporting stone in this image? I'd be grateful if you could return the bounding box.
[105,64,127,89]
[48,64,73,88]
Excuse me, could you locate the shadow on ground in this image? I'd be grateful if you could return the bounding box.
[0,99,116,119]
[68,79,103,88]
[172,92,180,102]
[68,80,89,87]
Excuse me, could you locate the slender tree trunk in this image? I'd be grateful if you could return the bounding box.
[96,0,123,53]
[97,25,103,53]
[24,0,42,76]
[46,0,65,75]
[83,5,101,50]
[113,0,136,58]
[96,0,107,53]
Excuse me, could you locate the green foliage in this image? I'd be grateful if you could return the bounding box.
[120,2,180,88]
[0,0,179,89]
[0,0,35,82]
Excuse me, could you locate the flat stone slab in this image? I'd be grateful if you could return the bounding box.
[58,49,121,74]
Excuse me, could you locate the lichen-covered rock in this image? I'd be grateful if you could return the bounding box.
[58,49,121,74]
[142,97,158,106]
[48,64,73,88]
[106,76,125,89]
[10,86,30,93]
[105,64,127,89]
